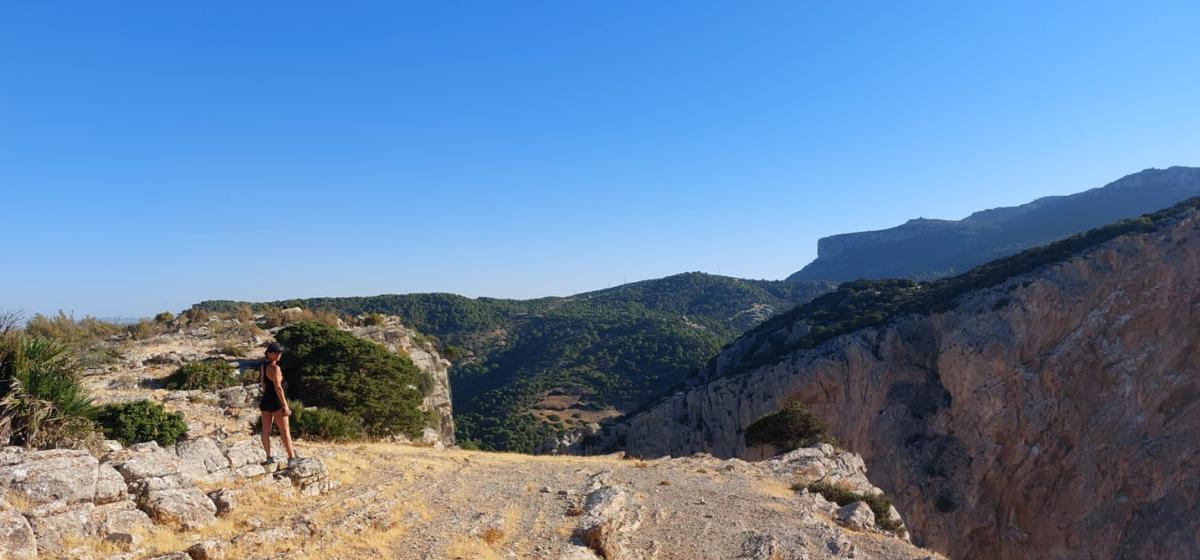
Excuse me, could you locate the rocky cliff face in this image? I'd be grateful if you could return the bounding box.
[789,166,1200,282]
[350,319,455,445]
[627,210,1200,560]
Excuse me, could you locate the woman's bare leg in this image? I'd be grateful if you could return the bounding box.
[260,411,273,458]
[278,413,296,460]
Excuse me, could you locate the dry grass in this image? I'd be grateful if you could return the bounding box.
[481,526,504,545]
[2,491,32,512]
[444,536,505,560]
[756,479,801,500]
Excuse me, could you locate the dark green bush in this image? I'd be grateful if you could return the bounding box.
[805,481,905,535]
[276,322,432,438]
[164,360,238,391]
[96,400,188,447]
[154,312,175,324]
[0,336,99,449]
[745,402,837,454]
[251,401,364,441]
[362,313,385,327]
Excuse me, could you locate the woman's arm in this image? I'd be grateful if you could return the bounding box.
[267,364,290,415]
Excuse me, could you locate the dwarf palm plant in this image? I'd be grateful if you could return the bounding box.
[0,336,99,448]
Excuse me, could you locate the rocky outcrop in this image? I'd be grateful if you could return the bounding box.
[627,209,1200,560]
[351,319,455,445]
[789,166,1200,281]
[0,497,36,560]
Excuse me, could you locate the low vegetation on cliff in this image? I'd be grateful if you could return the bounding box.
[745,401,837,453]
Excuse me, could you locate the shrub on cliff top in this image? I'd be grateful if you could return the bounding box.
[97,400,188,447]
[164,360,239,391]
[806,481,905,535]
[744,401,837,454]
[276,321,431,438]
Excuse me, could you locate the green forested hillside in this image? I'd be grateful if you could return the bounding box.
[198,273,835,451]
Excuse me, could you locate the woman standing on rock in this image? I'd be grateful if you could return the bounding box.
[259,342,298,466]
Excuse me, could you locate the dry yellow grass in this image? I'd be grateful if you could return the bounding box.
[754,479,800,500]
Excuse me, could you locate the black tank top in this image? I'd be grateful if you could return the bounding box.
[259,363,283,411]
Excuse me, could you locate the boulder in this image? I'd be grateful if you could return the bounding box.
[0,498,37,560]
[0,448,99,505]
[187,539,229,560]
[27,501,95,554]
[836,501,876,531]
[223,439,267,469]
[573,485,628,558]
[279,458,336,496]
[139,487,217,530]
[103,531,144,552]
[207,487,250,517]
[92,501,154,535]
[109,442,180,481]
[174,437,229,480]
[95,463,130,504]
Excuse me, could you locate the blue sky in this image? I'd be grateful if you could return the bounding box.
[2,2,1198,318]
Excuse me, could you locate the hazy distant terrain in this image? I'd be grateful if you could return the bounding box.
[789,166,1200,282]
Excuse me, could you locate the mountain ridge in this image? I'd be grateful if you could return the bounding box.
[789,166,1200,282]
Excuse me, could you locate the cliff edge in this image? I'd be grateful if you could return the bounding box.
[628,206,1200,559]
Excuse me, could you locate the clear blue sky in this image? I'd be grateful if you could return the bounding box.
[2,2,1198,318]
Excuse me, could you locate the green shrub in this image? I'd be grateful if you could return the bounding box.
[0,336,100,449]
[164,360,238,391]
[97,400,188,447]
[276,322,432,438]
[127,320,157,340]
[219,344,247,357]
[362,313,385,327]
[745,402,837,454]
[806,481,905,535]
[251,401,364,441]
[154,312,175,324]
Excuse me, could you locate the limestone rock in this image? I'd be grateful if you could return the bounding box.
[94,463,129,504]
[0,498,37,560]
[0,448,99,505]
[174,437,229,480]
[187,539,229,560]
[223,439,266,469]
[92,501,153,535]
[146,553,192,560]
[573,485,628,558]
[278,458,336,496]
[139,487,217,530]
[207,487,250,517]
[624,207,1200,560]
[103,531,144,552]
[109,442,180,481]
[837,501,876,531]
[559,545,602,560]
[27,501,95,554]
